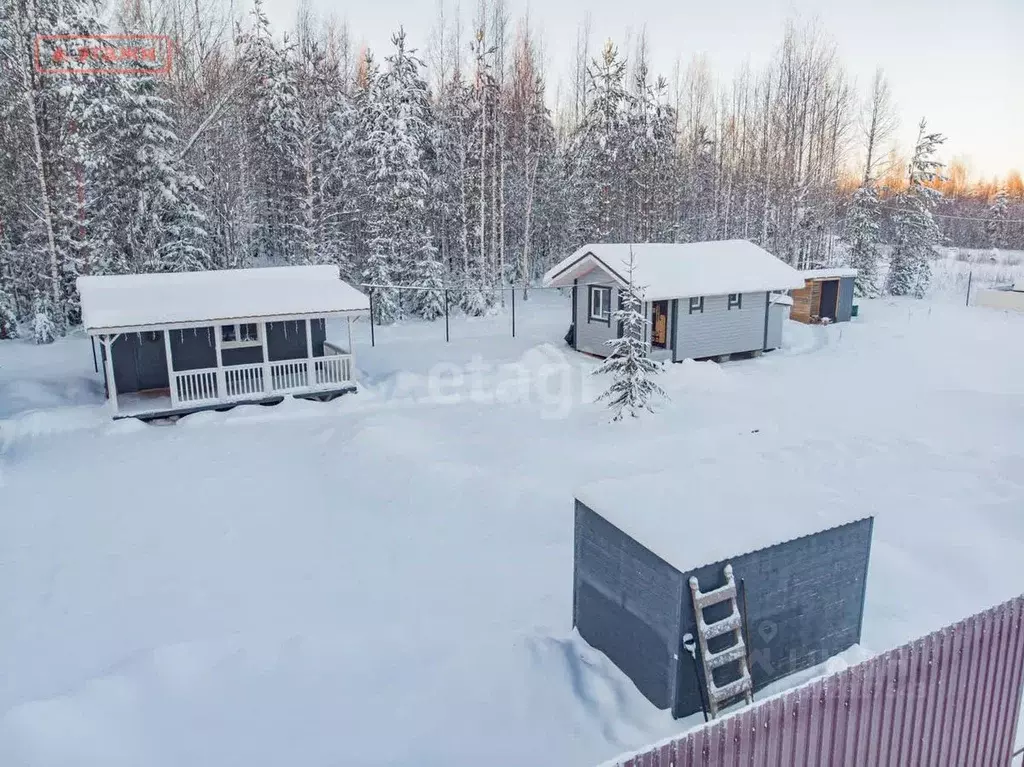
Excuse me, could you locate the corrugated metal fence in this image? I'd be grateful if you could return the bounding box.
[605,595,1024,767]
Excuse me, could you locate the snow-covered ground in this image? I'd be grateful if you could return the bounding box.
[2,287,1024,766]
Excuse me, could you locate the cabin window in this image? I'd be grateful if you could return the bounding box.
[221,322,261,348]
[589,286,611,323]
[688,297,704,314]
[728,293,742,310]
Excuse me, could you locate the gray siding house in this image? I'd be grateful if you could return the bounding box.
[78,265,369,419]
[572,476,873,718]
[544,241,805,361]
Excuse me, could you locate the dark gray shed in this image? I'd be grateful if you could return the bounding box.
[572,478,873,718]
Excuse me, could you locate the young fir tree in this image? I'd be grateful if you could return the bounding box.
[987,187,1008,250]
[885,121,945,298]
[31,290,55,344]
[0,271,17,338]
[843,182,883,297]
[594,251,666,421]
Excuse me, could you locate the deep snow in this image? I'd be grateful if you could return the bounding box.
[2,277,1024,766]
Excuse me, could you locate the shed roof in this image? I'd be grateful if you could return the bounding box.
[576,472,869,571]
[77,265,369,333]
[542,241,806,301]
[800,267,858,280]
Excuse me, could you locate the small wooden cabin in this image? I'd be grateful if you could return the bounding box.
[542,241,806,362]
[790,268,857,324]
[78,265,369,419]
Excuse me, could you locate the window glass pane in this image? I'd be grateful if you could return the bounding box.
[241,323,258,341]
[221,325,236,342]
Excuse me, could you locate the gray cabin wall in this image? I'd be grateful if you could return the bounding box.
[673,291,767,361]
[574,501,685,710]
[109,331,169,394]
[573,266,620,357]
[266,318,327,361]
[169,327,217,371]
[837,276,855,322]
[765,303,787,350]
[671,517,873,717]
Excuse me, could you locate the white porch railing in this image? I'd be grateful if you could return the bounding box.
[224,363,265,399]
[170,354,353,409]
[174,368,219,405]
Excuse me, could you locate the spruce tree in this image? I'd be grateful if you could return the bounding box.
[987,187,1008,250]
[32,290,55,344]
[843,182,883,297]
[594,251,666,421]
[885,121,944,298]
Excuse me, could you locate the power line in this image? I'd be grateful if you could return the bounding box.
[875,203,1024,225]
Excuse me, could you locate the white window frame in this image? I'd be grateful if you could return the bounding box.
[220,321,262,349]
[688,296,705,314]
[589,286,611,323]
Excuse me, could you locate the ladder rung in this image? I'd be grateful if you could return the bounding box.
[709,675,752,703]
[700,611,742,640]
[706,641,747,669]
[693,582,736,609]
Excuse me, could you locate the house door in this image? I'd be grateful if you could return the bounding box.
[135,330,170,391]
[819,280,839,321]
[651,301,669,348]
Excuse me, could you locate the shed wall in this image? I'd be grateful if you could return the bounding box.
[672,517,873,716]
[573,267,619,357]
[837,276,855,322]
[673,292,767,361]
[574,501,685,709]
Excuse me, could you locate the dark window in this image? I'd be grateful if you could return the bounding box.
[221,325,237,342]
[728,293,742,310]
[589,286,611,323]
[240,323,259,341]
[688,297,704,314]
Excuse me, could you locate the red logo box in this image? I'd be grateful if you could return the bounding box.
[34,34,172,75]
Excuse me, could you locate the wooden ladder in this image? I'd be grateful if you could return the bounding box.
[688,564,753,718]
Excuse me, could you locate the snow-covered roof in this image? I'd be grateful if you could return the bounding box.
[770,293,794,306]
[800,267,858,280]
[542,241,806,301]
[576,474,869,570]
[78,265,369,333]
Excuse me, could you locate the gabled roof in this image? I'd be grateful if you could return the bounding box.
[541,240,806,300]
[77,265,369,333]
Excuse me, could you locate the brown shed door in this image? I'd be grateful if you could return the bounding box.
[652,301,669,348]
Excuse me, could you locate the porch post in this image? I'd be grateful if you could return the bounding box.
[260,321,271,394]
[163,329,179,407]
[101,334,118,415]
[305,318,315,388]
[347,316,355,383]
[213,323,226,400]
[346,316,352,355]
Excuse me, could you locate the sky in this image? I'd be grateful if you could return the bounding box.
[264,0,1023,179]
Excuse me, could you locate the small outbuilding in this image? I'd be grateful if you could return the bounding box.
[790,268,857,324]
[542,241,806,362]
[973,280,1024,313]
[78,265,369,419]
[572,475,873,718]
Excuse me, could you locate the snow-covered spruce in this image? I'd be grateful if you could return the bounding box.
[843,182,883,298]
[593,253,667,421]
[31,290,55,345]
[885,120,945,298]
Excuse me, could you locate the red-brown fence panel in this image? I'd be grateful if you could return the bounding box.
[602,596,1024,767]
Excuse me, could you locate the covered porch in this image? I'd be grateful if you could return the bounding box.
[98,317,357,419]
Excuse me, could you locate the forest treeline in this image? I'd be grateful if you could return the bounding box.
[1,0,1021,339]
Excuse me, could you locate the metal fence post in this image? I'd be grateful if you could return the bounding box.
[369,289,375,347]
[511,284,516,338]
[444,289,450,343]
[966,270,972,307]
